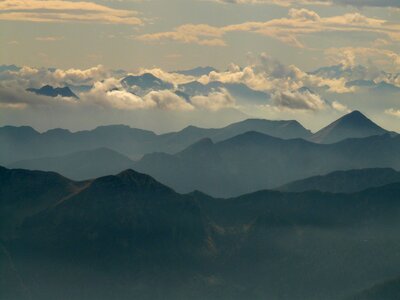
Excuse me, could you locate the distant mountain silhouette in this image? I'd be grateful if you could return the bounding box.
[3,167,400,300]
[0,118,311,165]
[0,64,20,72]
[174,66,217,77]
[135,132,400,197]
[121,73,173,94]
[346,79,376,88]
[27,85,79,98]
[178,80,270,105]
[279,168,400,193]
[310,111,388,143]
[9,147,135,180]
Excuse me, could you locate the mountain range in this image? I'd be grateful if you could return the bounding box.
[135,131,400,197]
[9,147,135,180]
[0,117,312,165]
[27,85,79,98]
[2,166,400,300]
[3,111,397,196]
[278,168,400,193]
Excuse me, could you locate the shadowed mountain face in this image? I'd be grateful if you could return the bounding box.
[310,111,388,144]
[279,168,400,193]
[2,167,400,300]
[0,166,86,239]
[0,118,311,165]
[135,132,400,197]
[349,277,400,300]
[121,73,173,95]
[27,85,78,99]
[9,148,135,181]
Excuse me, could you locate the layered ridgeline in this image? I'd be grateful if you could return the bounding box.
[9,148,136,181]
[2,166,400,300]
[279,168,400,193]
[2,111,391,167]
[0,118,311,165]
[135,132,400,197]
[5,112,398,196]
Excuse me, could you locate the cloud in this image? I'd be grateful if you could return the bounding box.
[79,79,193,111]
[52,65,109,84]
[385,108,400,117]
[137,9,400,48]
[137,68,196,85]
[0,65,110,88]
[213,0,400,7]
[35,36,64,41]
[0,83,76,109]
[198,53,353,94]
[191,89,236,111]
[144,90,194,111]
[325,47,400,72]
[136,24,226,46]
[271,89,327,111]
[332,101,350,112]
[0,0,142,25]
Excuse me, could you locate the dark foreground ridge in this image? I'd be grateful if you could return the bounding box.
[2,166,400,300]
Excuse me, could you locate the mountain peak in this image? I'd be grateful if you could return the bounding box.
[310,111,387,144]
[27,85,78,99]
[91,169,173,194]
[343,110,364,118]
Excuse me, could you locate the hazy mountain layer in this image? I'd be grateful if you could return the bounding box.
[279,168,400,193]
[9,148,135,180]
[135,132,400,197]
[0,118,311,165]
[2,167,400,300]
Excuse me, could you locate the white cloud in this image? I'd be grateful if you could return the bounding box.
[80,79,193,111]
[325,47,400,73]
[198,53,353,94]
[271,89,327,111]
[137,68,196,85]
[213,0,400,8]
[137,9,400,48]
[191,89,236,111]
[0,83,76,109]
[0,0,142,25]
[136,24,226,47]
[385,108,400,117]
[144,90,194,111]
[52,65,108,85]
[332,101,350,112]
[35,36,64,41]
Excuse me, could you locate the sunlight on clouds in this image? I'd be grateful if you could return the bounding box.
[213,0,400,8]
[191,89,237,111]
[137,9,400,49]
[385,108,400,118]
[0,0,142,25]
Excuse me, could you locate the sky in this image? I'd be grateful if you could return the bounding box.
[0,0,399,133]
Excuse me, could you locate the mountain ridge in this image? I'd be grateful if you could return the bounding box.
[3,166,400,300]
[310,110,388,143]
